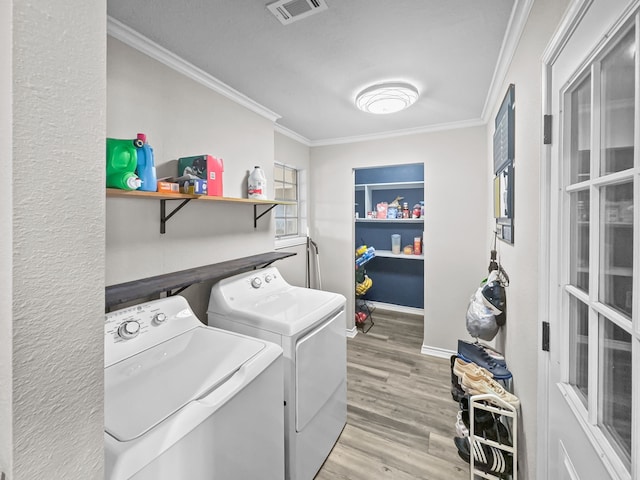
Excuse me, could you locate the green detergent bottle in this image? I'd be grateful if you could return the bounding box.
[106,137,142,190]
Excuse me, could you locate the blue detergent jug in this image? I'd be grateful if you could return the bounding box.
[135,133,157,192]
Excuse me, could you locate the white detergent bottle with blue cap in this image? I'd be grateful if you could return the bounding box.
[248,166,267,200]
[135,133,157,192]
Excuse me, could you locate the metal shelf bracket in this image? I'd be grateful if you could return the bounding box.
[160,198,192,234]
[254,204,278,228]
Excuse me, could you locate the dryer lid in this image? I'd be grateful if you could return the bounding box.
[216,287,345,335]
[105,326,264,442]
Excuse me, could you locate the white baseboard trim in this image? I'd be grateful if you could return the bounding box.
[345,326,358,338]
[421,344,455,359]
[368,301,424,316]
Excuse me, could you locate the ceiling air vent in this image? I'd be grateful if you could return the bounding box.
[267,0,328,25]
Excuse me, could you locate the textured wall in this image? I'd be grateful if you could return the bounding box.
[7,1,106,478]
[0,0,13,475]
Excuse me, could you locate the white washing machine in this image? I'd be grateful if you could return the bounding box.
[104,295,285,480]
[207,267,347,480]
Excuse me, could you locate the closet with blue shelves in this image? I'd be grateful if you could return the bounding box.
[354,164,424,309]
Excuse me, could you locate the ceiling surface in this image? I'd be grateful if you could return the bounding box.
[107,0,518,144]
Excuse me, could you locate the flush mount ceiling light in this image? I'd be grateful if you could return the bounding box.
[355,82,419,115]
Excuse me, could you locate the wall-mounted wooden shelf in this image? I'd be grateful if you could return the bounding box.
[105,251,296,309]
[106,188,295,233]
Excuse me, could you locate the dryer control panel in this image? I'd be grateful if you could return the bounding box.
[104,295,201,367]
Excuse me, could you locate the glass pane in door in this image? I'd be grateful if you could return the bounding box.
[601,28,635,175]
[570,75,591,184]
[598,316,632,468]
[599,182,633,317]
[570,190,590,291]
[569,296,589,404]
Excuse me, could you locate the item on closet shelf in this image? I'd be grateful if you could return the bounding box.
[403,245,413,255]
[180,178,207,195]
[178,154,224,197]
[402,202,409,218]
[355,311,368,324]
[387,206,398,219]
[413,237,422,255]
[453,436,513,476]
[134,133,158,192]
[387,195,403,208]
[355,275,372,296]
[391,234,401,254]
[412,204,421,218]
[376,202,388,219]
[106,137,141,190]
[420,201,425,217]
[355,247,376,268]
[355,245,368,257]
[157,181,180,194]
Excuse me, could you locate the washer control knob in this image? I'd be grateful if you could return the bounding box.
[118,320,141,340]
[265,274,273,283]
[251,277,262,289]
[153,312,167,325]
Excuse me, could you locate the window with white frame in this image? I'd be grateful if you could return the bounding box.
[563,20,636,472]
[274,162,299,238]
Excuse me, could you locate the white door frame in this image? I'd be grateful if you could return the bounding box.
[538,2,594,476]
[538,1,640,479]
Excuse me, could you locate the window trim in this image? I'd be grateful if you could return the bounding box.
[273,162,307,247]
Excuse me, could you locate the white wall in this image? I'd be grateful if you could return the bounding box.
[310,127,488,349]
[106,38,308,319]
[483,0,570,478]
[1,1,106,478]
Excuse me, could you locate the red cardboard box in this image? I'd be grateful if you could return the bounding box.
[177,155,224,197]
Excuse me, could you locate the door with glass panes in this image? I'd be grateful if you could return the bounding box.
[546,1,638,479]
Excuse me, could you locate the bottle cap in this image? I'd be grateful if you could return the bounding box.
[125,175,142,190]
[137,133,146,142]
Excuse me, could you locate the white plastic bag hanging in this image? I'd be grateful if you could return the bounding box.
[466,286,499,341]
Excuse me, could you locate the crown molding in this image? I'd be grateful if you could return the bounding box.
[481,0,535,122]
[274,123,311,146]
[310,118,485,147]
[107,16,281,123]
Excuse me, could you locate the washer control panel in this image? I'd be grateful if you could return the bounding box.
[104,296,200,367]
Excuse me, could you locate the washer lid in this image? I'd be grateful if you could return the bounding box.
[105,326,264,442]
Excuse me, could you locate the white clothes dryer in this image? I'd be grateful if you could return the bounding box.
[104,295,284,480]
[207,267,347,480]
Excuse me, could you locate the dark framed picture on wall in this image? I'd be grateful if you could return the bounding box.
[493,84,515,243]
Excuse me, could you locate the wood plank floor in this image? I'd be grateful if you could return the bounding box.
[315,309,469,480]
